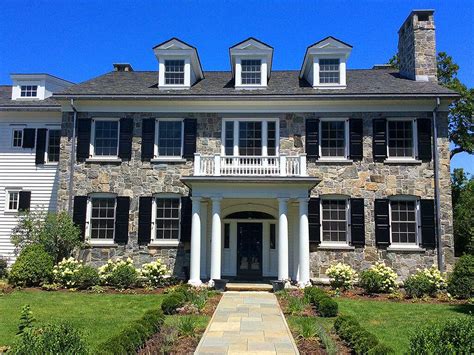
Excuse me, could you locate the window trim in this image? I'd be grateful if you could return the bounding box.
[386,118,418,161]
[318,118,350,160]
[20,85,38,98]
[313,55,347,89]
[319,195,351,246]
[45,128,61,164]
[240,59,262,86]
[164,59,185,86]
[153,118,185,160]
[85,193,117,245]
[89,118,120,160]
[158,56,191,89]
[235,56,268,88]
[318,58,341,85]
[220,117,280,157]
[5,188,21,213]
[11,128,24,149]
[388,195,421,248]
[150,193,182,246]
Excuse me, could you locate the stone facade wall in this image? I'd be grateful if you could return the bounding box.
[58,110,453,280]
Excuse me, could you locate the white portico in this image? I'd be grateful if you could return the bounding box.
[183,177,319,287]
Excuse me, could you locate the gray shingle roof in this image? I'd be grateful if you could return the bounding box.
[0,85,60,110]
[55,69,457,98]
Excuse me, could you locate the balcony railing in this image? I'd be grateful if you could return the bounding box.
[194,153,307,177]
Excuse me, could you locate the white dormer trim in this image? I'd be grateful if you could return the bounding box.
[10,74,73,100]
[230,38,273,90]
[300,36,352,90]
[153,38,203,90]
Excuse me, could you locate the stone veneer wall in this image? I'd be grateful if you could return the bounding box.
[58,111,453,280]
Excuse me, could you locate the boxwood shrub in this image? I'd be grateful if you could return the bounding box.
[305,287,338,317]
[161,292,186,315]
[8,244,54,287]
[447,254,474,299]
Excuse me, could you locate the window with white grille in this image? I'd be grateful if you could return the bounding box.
[156,120,183,157]
[388,120,414,158]
[89,197,116,240]
[319,59,340,84]
[20,85,38,97]
[165,60,185,85]
[154,197,180,240]
[321,199,348,243]
[390,200,418,244]
[12,129,23,148]
[241,59,262,85]
[321,121,346,157]
[93,120,119,157]
[47,130,61,163]
[6,190,20,211]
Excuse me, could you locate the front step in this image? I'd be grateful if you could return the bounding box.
[225,282,273,292]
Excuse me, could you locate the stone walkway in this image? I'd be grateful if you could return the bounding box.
[195,291,299,354]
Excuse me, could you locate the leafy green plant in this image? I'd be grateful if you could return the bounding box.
[404,266,446,298]
[287,296,306,315]
[17,305,35,335]
[177,316,198,338]
[359,262,398,294]
[139,259,169,287]
[296,318,318,339]
[326,262,358,290]
[161,293,186,315]
[0,258,7,279]
[305,287,338,317]
[98,258,138,289]
[72,265,100,290]
[447,254,474,299]
[8,244,54,287]
[53,257,82,288]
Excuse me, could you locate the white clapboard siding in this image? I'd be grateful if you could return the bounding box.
[0,115,61,264]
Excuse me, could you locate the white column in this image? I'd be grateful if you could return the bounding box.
[298,198,311,287]
[200,201,208,279]
[210,197,222,283]
[188,197,202,286]
[278,198,289,281]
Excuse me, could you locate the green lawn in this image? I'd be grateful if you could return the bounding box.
[0,290,165,349]
[303,298,473,353]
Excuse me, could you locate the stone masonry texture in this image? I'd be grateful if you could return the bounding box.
[58,110,454,280]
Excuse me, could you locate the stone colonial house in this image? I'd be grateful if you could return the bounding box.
[0,10,457,286]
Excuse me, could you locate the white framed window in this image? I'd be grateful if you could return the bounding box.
[389,196,420,246]
[90,118,120,158]
[319,59,340,84]
[5,189,20,212]
[20,85,38,97]
[86,194,116,244]
[320,196,350,245]
[154,119,184,159]
[221,118,279,157]
[319,119,349,159]
[151,195,181,245]
[387,118,417,159]
[46,129,61,163]
[241,59,262,85]
[164,60,185,85]
[12,129,23,148]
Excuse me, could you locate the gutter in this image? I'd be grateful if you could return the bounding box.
[68,99,78,215]
[432,97,444,271]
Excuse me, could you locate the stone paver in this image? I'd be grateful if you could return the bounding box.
[195,292,298,355]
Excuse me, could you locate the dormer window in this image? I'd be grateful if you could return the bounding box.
[165,60,185,85]
[20,85,38,97]
[319,59,340,84]
[241,60,262,85]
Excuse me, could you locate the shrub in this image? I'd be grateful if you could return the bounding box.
[0,258,7,279]
[405,266,446,298]
[177,316,198,337]
[368,343,396,355]
[408,317,473,354]
[296,318,318,339]
[11,211,82,263]
[139,259,169,287]
[9,245,54,287]
[318,297,338,317]
[96,309,164,354]
[447,254,474,299]
[359,262,398,294]
[326,262,358,290]
[98,258,138,289]
[161,293,186,315]
[72,265,100,290]
[53,257,82,288]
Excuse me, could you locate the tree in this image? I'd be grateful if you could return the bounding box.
[388,52,474,158]
[451,169,474,256]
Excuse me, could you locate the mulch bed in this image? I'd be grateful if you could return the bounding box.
[11,286,169,295]
[138,327,203,355]
[290,331,327,355]
[201,293,222,315]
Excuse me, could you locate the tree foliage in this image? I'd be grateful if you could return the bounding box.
[451,169,474,256]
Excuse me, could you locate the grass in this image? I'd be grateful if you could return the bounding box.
[0,290,165,349]
[288,316,338,355]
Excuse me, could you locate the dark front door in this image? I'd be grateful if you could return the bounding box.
[237,223,263,279]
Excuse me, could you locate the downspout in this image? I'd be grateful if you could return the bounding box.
[432,97,445,271]
[68,99,77,215]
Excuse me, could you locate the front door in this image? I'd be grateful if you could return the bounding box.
[237,223,263,279]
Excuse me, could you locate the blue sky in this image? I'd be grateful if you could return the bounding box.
[0,0,472,173]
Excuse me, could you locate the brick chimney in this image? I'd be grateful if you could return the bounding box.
[398,10,437,82]
[113,63,133,72]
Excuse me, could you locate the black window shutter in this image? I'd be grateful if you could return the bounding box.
[35,128,47,165]
[180,196,192,242]
[308,198,321,243]
[18,191,31,212]
[349,119,363,161]
[114,197,130,245]
[118,118,133,161]
[417,119,432,162]
[138,197,153,245]
[374,199,390,246]
[22,128,36,149]
[305,119,319,159]
[183,118,197,160]
[350,198,365,246]
[141,119,155,161]
[420,199,436,248]
[373,119,387,162]
[73,196,88,241]
[76,119,92,161]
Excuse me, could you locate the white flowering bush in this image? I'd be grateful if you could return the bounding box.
[98,257,138,289]
[359,262,398,293]
[404,265,446,298]
[139,259,169,287]
[326,263,358,290]
[53,257,82,288]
